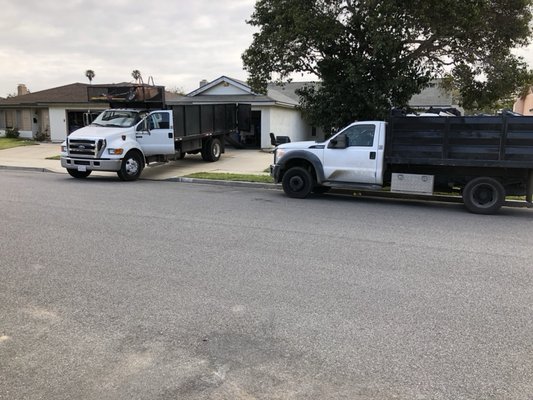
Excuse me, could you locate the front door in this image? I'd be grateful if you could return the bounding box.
[136,111,174,156]
[323,123,379,184]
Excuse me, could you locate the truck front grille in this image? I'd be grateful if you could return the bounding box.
[68,139,105,157]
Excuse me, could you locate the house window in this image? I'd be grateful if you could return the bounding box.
[18,110,32,131]
[311,126,317,137]
[0,111,4,129]
[5,110,15,128]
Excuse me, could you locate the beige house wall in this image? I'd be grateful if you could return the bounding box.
[513,92,533,115]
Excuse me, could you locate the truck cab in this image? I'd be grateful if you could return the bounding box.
[271,121,387,196]
[60,108,175,181]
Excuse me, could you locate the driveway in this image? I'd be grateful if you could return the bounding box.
[0,143,273,180]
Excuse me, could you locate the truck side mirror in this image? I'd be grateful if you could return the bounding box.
[136,119,149,133]
[328,133,347,149]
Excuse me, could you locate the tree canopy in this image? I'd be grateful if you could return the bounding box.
[132,70,143,83]
[242,0,533,129]
[85,69,95,84]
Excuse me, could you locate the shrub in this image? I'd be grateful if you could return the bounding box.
[5,128,20,138]
[34,130,49,142]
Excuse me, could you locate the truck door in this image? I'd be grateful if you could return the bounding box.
[323,123,380,184]
[136,111,174,156]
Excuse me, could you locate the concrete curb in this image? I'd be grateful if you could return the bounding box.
[1,164,280,190]
[0,165,56,174]
[166,176,280,190]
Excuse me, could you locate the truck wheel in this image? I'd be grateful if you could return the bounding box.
[462,177,505,214]
[282,167,313,198]
[117,151,143,181]
[67,169,91,179]
[201,138,222,162]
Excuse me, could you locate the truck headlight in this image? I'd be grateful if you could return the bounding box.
[61,145,67,153]
[275,148,286,163]
[108,148,124,155]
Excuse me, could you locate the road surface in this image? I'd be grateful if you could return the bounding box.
[1,170,532,399]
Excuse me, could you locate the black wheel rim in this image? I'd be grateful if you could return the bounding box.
[289,176,305,192]
[470,183,497,208]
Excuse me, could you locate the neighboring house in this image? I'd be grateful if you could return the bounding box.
[0,83,108,142]
[171,76,321,149]
[408,79,459,110]
[513,89,533,115]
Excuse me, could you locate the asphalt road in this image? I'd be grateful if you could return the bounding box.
[1,170,532,400]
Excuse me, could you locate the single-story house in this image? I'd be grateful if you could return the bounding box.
[170,76,322,148]
[408,79,459,110]
[0,83,109,142]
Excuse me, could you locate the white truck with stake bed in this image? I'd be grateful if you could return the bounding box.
[270,115,533,214]
[60,85,251,180]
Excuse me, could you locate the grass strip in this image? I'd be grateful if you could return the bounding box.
[0,138,37,150]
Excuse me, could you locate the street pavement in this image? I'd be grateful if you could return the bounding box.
[1,171,532,399]
[0,142,274,180]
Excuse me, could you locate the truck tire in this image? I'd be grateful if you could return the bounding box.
[117,151,143,181]
[201,138,222,162]
[462,177,505,214]
[282,167,313,198]
[67,169,91,179]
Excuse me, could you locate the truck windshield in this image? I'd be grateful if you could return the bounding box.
[91,110,140,128]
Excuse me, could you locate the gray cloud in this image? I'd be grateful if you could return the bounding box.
[0,0,257,96]
[2,1,531,98]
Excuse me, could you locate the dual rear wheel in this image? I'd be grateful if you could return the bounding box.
[201,138,222,162]
[462,177,505,214]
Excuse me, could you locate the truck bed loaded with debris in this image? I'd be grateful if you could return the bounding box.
[60,84,251,180]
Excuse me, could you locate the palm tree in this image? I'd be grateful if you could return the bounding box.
[131,70,142,84]
[85,70,95,84]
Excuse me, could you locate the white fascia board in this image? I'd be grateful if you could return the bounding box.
[187,76,253,97]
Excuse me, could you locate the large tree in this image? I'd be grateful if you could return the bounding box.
[242,0,533,129]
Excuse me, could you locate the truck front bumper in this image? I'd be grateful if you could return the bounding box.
[61,156,121,172]
[270,164,282,183]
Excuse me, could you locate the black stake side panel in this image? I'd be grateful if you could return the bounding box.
[386,116,533,169]
[171,104,251,139]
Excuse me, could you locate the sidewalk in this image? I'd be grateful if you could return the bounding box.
[0,143,274,180]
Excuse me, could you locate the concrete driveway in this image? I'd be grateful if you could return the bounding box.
[0,143,273,180]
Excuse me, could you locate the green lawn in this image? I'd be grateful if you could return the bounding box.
[0,137,37,150]
[184,172,274,183]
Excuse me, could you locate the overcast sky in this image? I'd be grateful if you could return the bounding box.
[0,0,259,97]
[2,1,533,98]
